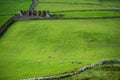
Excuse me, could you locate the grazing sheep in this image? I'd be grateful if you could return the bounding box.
[52,49,56,52]
[38,60,41,63]
[77,61,81,64]
[48,56,54,59]
[71,61,74,64]
[63,57,67,60]
[59,61,64,63]
[48,56,52,58]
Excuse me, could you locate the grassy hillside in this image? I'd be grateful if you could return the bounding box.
[0,16,12,27]
[0,0,31,27]
[53,11,120,18]
[36,0,120,18]
[0,19,120,80]
[38,0,100,3]
[0,0,120,80]
[0,0,31,14]
[101,0,120,8]
[35,3,105,11]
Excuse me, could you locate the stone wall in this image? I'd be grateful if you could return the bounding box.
[0,16,15,37]
[23,59,120,80]
[18,10,50,17]
[29,0,38,11]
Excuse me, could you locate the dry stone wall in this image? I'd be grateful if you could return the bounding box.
[0,16,15,37]
[29,0,38,11]
[23,59,120,80]
[18,10,50,17]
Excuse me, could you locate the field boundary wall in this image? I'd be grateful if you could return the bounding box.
[23,59,120,80]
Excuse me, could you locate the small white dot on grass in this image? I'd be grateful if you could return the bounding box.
[38,60,41,63]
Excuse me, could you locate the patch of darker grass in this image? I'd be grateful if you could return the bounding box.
[101,65,120,71]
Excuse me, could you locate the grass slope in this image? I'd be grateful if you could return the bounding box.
[53,11,120,18]
[101,0,120,8]
[0,0,31,14]
[0,16,12,27]
[36,0,120,19]
[0,19,120,80]
[38,0,100,3]
[35,3,105,12]
[0,0,31,27]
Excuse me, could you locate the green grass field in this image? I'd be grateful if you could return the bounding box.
[38,0,100,3]
[35,3,105,11]
[0,0,31,14]
[101,0,120,8]
[36,0,120,18]
[0,0,120,80]
[0,0,31,27]
[0,16,12,27]
[53,11,120,18]
[0,19,120,80]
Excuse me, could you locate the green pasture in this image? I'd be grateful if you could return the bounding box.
[38,0,100,3]
[0,0,120,80]
[0,16,12,27]
[57,63,120,80]
[0,0,31,14]
[53,11,120,18]
[35,3,105,11]
[36,0,120,19]
[0,0,31,27]
[101,0,120,8]
[0,19,120,80]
